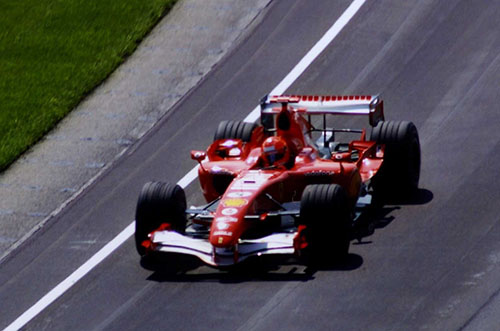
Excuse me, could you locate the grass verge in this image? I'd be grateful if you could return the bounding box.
[0,0,177,171]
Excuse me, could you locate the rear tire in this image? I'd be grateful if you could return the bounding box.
[370,121,421,198]
[214,120,257,142]
[135,182,186,256]
[298,184,352,262]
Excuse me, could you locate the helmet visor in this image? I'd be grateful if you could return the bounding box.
[266,151,285,164]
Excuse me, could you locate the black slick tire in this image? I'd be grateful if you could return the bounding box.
[298,184,352,263]
[214,120,257,142]
[370,120,421,198]
[135,181,187,256]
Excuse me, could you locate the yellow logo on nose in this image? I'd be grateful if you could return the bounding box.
[222,198,248,207]
[218,237,223,244]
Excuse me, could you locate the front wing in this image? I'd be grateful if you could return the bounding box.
[150,231,296,267]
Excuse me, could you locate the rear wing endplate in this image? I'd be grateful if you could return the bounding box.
[260,95,384,126]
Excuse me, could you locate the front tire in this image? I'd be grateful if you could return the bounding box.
[135,182,186,256]
[298,184,352,262]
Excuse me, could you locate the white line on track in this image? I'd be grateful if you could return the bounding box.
[4,1,365,330]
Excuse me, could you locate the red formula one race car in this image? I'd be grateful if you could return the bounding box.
[135,95,421,267]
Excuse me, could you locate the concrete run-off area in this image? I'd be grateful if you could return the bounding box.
[0,0,271,259]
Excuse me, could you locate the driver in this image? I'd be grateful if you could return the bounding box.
[261,136,293,168]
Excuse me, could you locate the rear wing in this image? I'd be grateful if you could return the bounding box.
[260,94,384,127]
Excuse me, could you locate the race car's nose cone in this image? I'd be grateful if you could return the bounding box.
[210,186,259,247]
[210,171,276,247]
[210,198,248,247]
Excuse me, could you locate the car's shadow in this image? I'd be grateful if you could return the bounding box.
[143,188,432,283]
[352,188,433,244]
[143,252,363,283]
[379,188,434,206]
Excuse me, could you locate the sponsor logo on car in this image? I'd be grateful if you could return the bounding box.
[221,208,238,216]
[222,198,248,207]
[215,217,238,223]
[227,191,252,198]
[231,172,275,190]
[213,231,233,236]
[216,222,230,230]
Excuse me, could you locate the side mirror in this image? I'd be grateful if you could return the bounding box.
[190,150,206,163]
[333,152,352,162]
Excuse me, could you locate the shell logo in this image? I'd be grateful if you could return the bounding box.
[221,208,238,216]
[222,198,248,208]
[216,222,230,230]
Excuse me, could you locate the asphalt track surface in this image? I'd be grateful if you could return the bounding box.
[2,0,500,330]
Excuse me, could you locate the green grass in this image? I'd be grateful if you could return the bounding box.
[0,0,177,171]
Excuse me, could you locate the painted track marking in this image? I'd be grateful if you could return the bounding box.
[3,1,366,330]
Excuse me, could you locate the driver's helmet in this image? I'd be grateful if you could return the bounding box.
[262,136,290,167]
